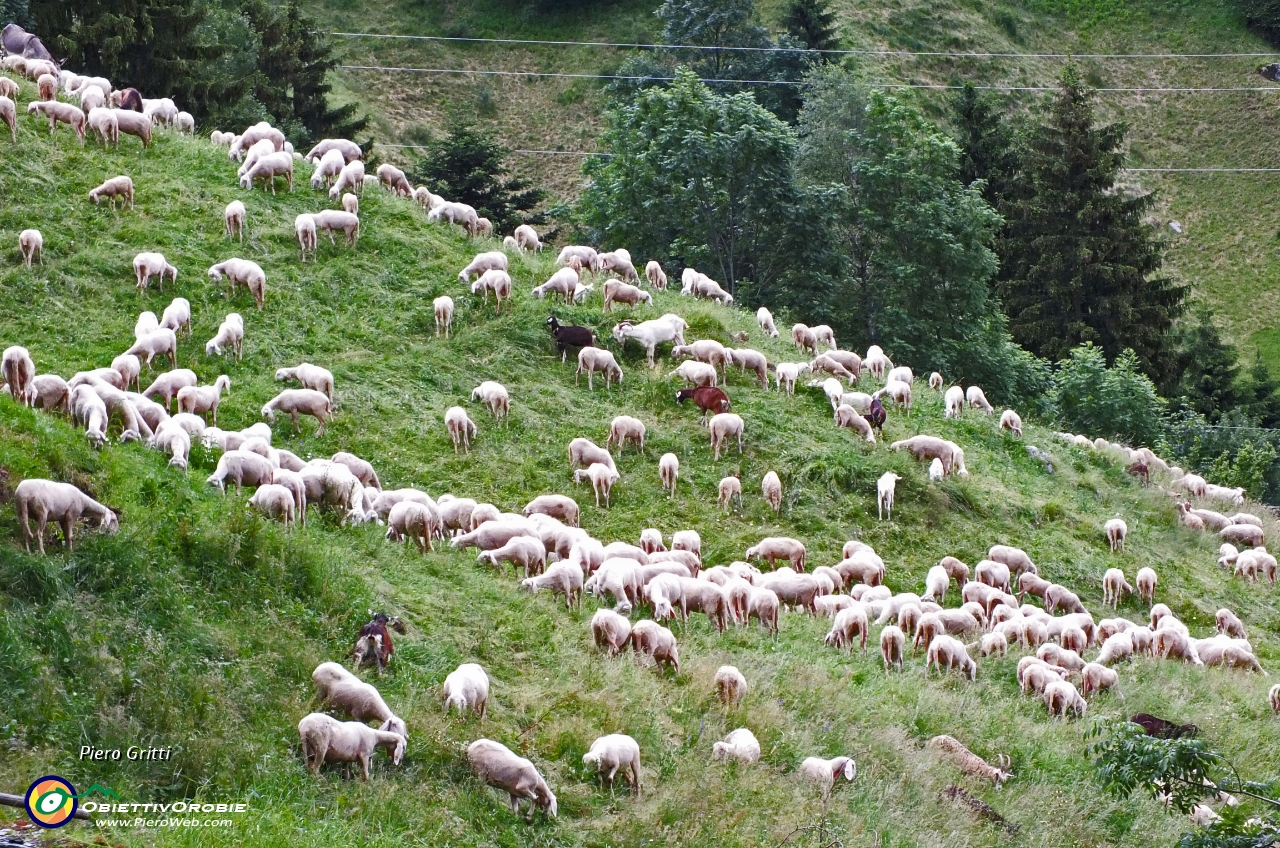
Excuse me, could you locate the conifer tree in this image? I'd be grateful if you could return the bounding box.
[782,0,838,53]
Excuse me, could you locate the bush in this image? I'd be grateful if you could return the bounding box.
[1050,343,1165,446]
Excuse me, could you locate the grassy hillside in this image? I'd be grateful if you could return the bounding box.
[314,0,1280,370]
[0,74,1278,848]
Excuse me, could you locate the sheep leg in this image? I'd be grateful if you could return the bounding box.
[60,515,74,551]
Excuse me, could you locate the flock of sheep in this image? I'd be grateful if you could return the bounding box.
[2,56,1278,829]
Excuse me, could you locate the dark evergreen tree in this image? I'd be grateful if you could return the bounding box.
[996,67,1185,376]
[409,120,544,234]
[949,81,1018,208]
[782,0,838,52]
[1,0,31,29]
[1241,354,1280,428]
[1165,311,1242,422]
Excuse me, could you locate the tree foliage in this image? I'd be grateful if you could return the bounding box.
[996,67,1185,378]
[579,69,819,297]
[782,0,839,52]
[1050,343,1165,446]
[30,0,364,143]
[948,81,1018,210]
[409,120,545,235]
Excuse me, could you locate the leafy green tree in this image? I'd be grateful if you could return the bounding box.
[949,81,1019,209]
[794,67,1035,398]
[1089,720,1280,847]
[1051,343,1165,446]
[782,0,839,52]
[1,0,31,28]
[580,69,816,296]
[997,67,1185,377]
[410,120,544,234]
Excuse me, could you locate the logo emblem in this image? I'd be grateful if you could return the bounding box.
[25,775,78,829]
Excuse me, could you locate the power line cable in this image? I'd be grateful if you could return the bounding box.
[338,64,1280,91]
[327,31,1280,60]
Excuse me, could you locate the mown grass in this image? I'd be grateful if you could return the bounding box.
[0,76,1277,848]
[316,0,1280,369]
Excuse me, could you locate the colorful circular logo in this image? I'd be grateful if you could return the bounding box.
[24,775,77,829]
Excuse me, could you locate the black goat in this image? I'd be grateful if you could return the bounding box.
[867,397,887,432]
[546,316,596,363]
[1130,712,1199,739]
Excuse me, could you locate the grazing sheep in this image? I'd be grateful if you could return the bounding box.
[28,99,85,140]
[17,228,43,267]
[385,502,437,552]
[26,374,70,414]
[262,389,332,435]
[708,412,744,460]
[511,224,542,252]
[342,192,359,215]
[1221,523,1265,547]
[603,278,651,312]
[745,537,806,572]
[125,328,178,370]
[714,665,748,706]
[310,148,346,189]
[471,381,510,423]
[297,713,405,781]
[158,297,191,337]
[248,483,295,525]
[568,437,617,472]
[204,313,244,361]
[376,163,412,195]
[434,296,454,338]
[880,625,905,671]
[877,472,900,521]
[523,494,580,527]
[305,139,362,163]
[798,757,856,801]
[459,251,508,283]
[88,175,138,212]
[926,736,1011,788]
[927,635,978,680]
[825,604,870,653]
[629,619,680,672]
[1044,679,1087,719]
[966,385,994,414]
[658,452,680,496]
[835,405,876,443]
[640,528,666,554]
[328,160,365,199]
[467,739,557,821]
[2,345,34,405]
[718,475,742,511]
[521,560,584,609]
[275,363,334,402]
[1270,683,1280,713]
[1080,662,1120,699]
[592,608,632,655]
[445,406,477,454]
[293,214,317,261]
[762,470,782,513]
[223,200,246,241]
[240,151,294,193]
[111,108,152,147]
[311,661,407,740]
[890,435,967,476]
[1106,517,1128,552]
[311,210,360,246]
[1000,409,1023,437]
[582,734,642,796]
[442,663,489,719]
[0,95,15,142]
[177,376,231,424]
[208,258,266,310]
[142,368,197,410]
[574,462,620,507]
[712,728,760,764]
[612,316,687,367]
[476,535,545,578]
[576,347,623,390]
[1103,568,1134,607]
[1136,566,1157,604]
[14,479,118,554]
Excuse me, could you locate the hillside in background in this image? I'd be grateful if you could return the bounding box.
[315,0,1280,372]
[0,73,1278,847]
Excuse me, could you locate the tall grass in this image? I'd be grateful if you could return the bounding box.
[0,81,1277,848]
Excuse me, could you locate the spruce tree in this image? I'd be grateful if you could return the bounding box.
[996,67,1185,375]
[782,0,839,53]
[1165,311,1242,422]
[949,81,1017,208]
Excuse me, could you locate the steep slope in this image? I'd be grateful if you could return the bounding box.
[0,84,1277,848]
[316,0,1280,369]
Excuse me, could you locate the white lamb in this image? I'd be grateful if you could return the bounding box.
[1000,409,1023,437]
[659,452,680,496]
[712,728,760,764]
[611,317,686,367]
[577,348,623,390]
[177,375,231,424]
[798,756,857,801]
[205,313,245,360]
[445,405,477,454]
[125,328,178,369]
[311,209,360,246]
[583,734,642,795]
[709,413,744,460]
[471,381,510,422]
[224,200,246,241]
[1136,566,1157,603]
[208,259,266,310]
[14,478,119,554]
[159,297,191,336]
[442,662,489,719]
[310,148,346,189]
[433,296,454,338]
[295,214,317,262]
[239,151,293,194]
[762,470,782,513]
[573,462,621,507]
[275,363,334,402]
[1105,517,1128,552]
[966,385,994,414]
[328,160,365,198]
[297,713,405,781]
[262,389,332,435]
[18,229,42,267]
[877,471,900,521]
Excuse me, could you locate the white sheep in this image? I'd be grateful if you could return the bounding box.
[205,313,245,360]
[998,409,1023,437]
[511,224,542,252]
[239,151,293,193]
[433,296,454,338]
[442,662,489,719]
[798,756,857,801]
[774,362,811,395]
[275,363,334,402]
[521,560,584,608]
[877,471,900,521]
[159,297,191,336]
[2,345,34,405]
[175,111,194,134]
[659,452,679,496]
[262,389,332,435]
[755,307,780,337]
[709,412,744,460]
[568,437,617,472]
[0,95,15,142]
[248,483,295,525]
[295,214,317,262]
[18,228,42,267]
[926,634,977,680]
[929,457,944,482]
[297,713,405,781]
[310,148,346,189]
[342,192,359,215]
[583,734,641,795]
[1136,566,1157,603]
[208,258,266,310]
[28,99,85,141]
[329,160,365,198]
[444,405,477,454]
[630,619,680,672]
[311,209,360,246]
[1080,662,1120,699]
[177,375,231,424]
[1105,517,1128,553]
[477,535,545,578]
[571,461,619,509]
[1044,678,1087,719]
[142,368,197,409]
[591,608,632,655]
[611,317,686,367]
[577,347,623,390]
[311,661,407,737]
[224,200,246,241]
[385,501,437,552]
[151,421,191,470]
[643,259,666,289]
[714,665,748,706]
[712,728,760,764]
[715,475,743,512]
[927,736,1011,787]
[305,139,362,163]
[206,449,275,494]
[1102,568,1133,607]
[14,478,118,553]
[124,328,178,369]
[467,739,557,821]
[762,471,782,513]
[471,381,510,423]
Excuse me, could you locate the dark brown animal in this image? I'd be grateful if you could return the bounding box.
[867,397,887,432]
[1126,460,1150,486]
[118,88,143,112]
[1130,713,1198,739]
[546,316,595,363]
[351,613,403,672]
[676,386,730,422]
